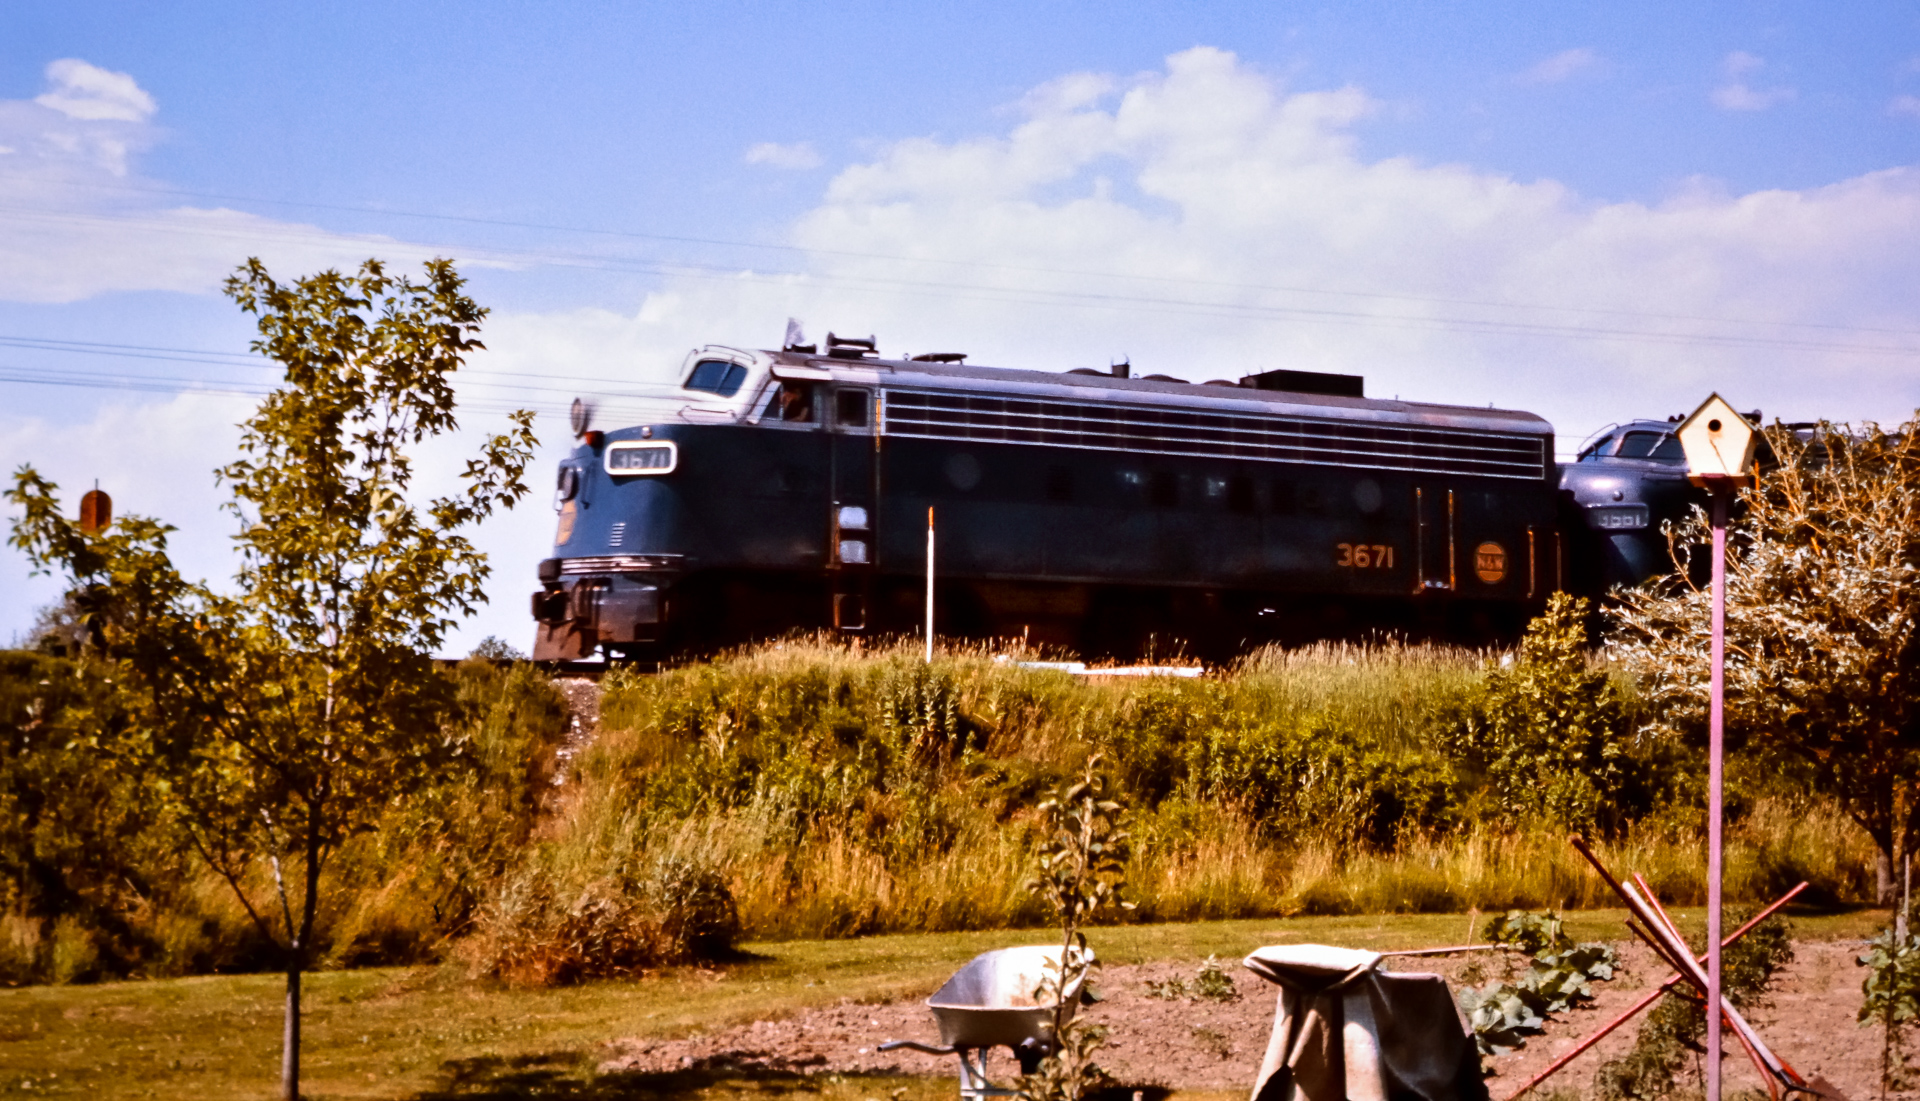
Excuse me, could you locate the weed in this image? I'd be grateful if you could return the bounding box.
[1141,975,1188,1000]
[1193,956,1238,1002]
[1190,1026,1233,1059]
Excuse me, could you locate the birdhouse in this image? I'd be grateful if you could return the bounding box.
[78,488,112,534]
[1676,393,1757,486]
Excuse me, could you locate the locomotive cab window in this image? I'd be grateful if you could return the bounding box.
[1577,435,1615,462]
[685,359,749,397]
[835,389,871,429]
[759,381,817,424]
[604,441,679,476]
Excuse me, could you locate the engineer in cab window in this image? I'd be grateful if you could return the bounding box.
[770,381,814,423]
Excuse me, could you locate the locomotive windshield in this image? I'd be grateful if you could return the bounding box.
[1616,430,1684,462]
[1577,429,1683,463]
[685,359,749,397]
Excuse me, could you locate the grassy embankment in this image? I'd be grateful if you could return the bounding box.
[535,633,1872,946]
[0,909,1884,1100]
[2,626,1881,985]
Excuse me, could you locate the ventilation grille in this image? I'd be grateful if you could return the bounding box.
[608,521,626,548]
[880,390,1547,480]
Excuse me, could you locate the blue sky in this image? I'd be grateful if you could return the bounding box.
[4,2,1919,652]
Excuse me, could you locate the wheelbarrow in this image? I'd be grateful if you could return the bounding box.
[880,945,1094,1101]
[1244,944,1486,1101]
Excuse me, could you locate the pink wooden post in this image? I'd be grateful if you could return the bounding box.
[1676,395,1758,1101]
[1706,482,1732,1101]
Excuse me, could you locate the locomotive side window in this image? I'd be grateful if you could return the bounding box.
[1149,471,1179,508]
[1270,479,1297,514]
[685,359,749,397]
[1577,434,1615,462]
[1045,466,1074,502]
[604,441,679,476]
[1227,475,1256,514]
[836,389,870,428]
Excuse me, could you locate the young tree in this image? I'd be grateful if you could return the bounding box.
[1610,417,1920,903]
[7,257,536,1100]
[1021,758,1131,1101]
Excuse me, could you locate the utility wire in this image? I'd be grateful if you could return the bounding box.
[8,171,1920,339]
[6,204,1919,361]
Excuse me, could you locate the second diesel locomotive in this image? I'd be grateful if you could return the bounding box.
[531,334,1696,662]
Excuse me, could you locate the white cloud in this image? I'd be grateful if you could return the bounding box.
[744,141,823,170]
[34,59,157,123]
[652,46,1915,441]
[1712,51,1795,111]
[1891,94,1920,119]
[1016,71,1118,115]
[0,59,447,302]
[1517,48,1603,86]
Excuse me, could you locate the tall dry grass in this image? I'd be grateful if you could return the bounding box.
[539,632,1876,944]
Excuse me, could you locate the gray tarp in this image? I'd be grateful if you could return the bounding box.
[1244,945,1487,1101]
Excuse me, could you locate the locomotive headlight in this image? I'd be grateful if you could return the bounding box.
[554,466,580,508]
[605,441,679,476]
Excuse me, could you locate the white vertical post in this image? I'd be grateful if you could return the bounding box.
[925,506,935,663]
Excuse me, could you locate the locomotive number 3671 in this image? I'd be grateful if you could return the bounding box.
[1335,543,1395,568]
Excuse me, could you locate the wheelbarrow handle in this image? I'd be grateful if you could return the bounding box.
[879,1040,957,1055]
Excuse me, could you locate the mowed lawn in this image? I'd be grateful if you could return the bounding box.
[0,909,1881,1101]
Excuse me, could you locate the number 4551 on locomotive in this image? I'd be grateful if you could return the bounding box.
[530,333,1689,662]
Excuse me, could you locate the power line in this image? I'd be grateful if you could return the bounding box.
[4,182,1920,345]
[9,203,1920,363]
[0,333,693,397]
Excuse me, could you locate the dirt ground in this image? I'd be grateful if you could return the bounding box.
[599,937,1886,1099]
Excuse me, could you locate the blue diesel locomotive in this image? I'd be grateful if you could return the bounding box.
[531,334,1696,662]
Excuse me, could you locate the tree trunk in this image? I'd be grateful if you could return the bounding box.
[1898,781,1912,940]
[1877,848,1894,906]
[282,946,301,1100]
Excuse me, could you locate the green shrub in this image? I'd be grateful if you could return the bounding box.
[48,915,101,984]
[1443,595,1655,834]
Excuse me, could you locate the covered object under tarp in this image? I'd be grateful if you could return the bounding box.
[1244,945,1487,1101]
